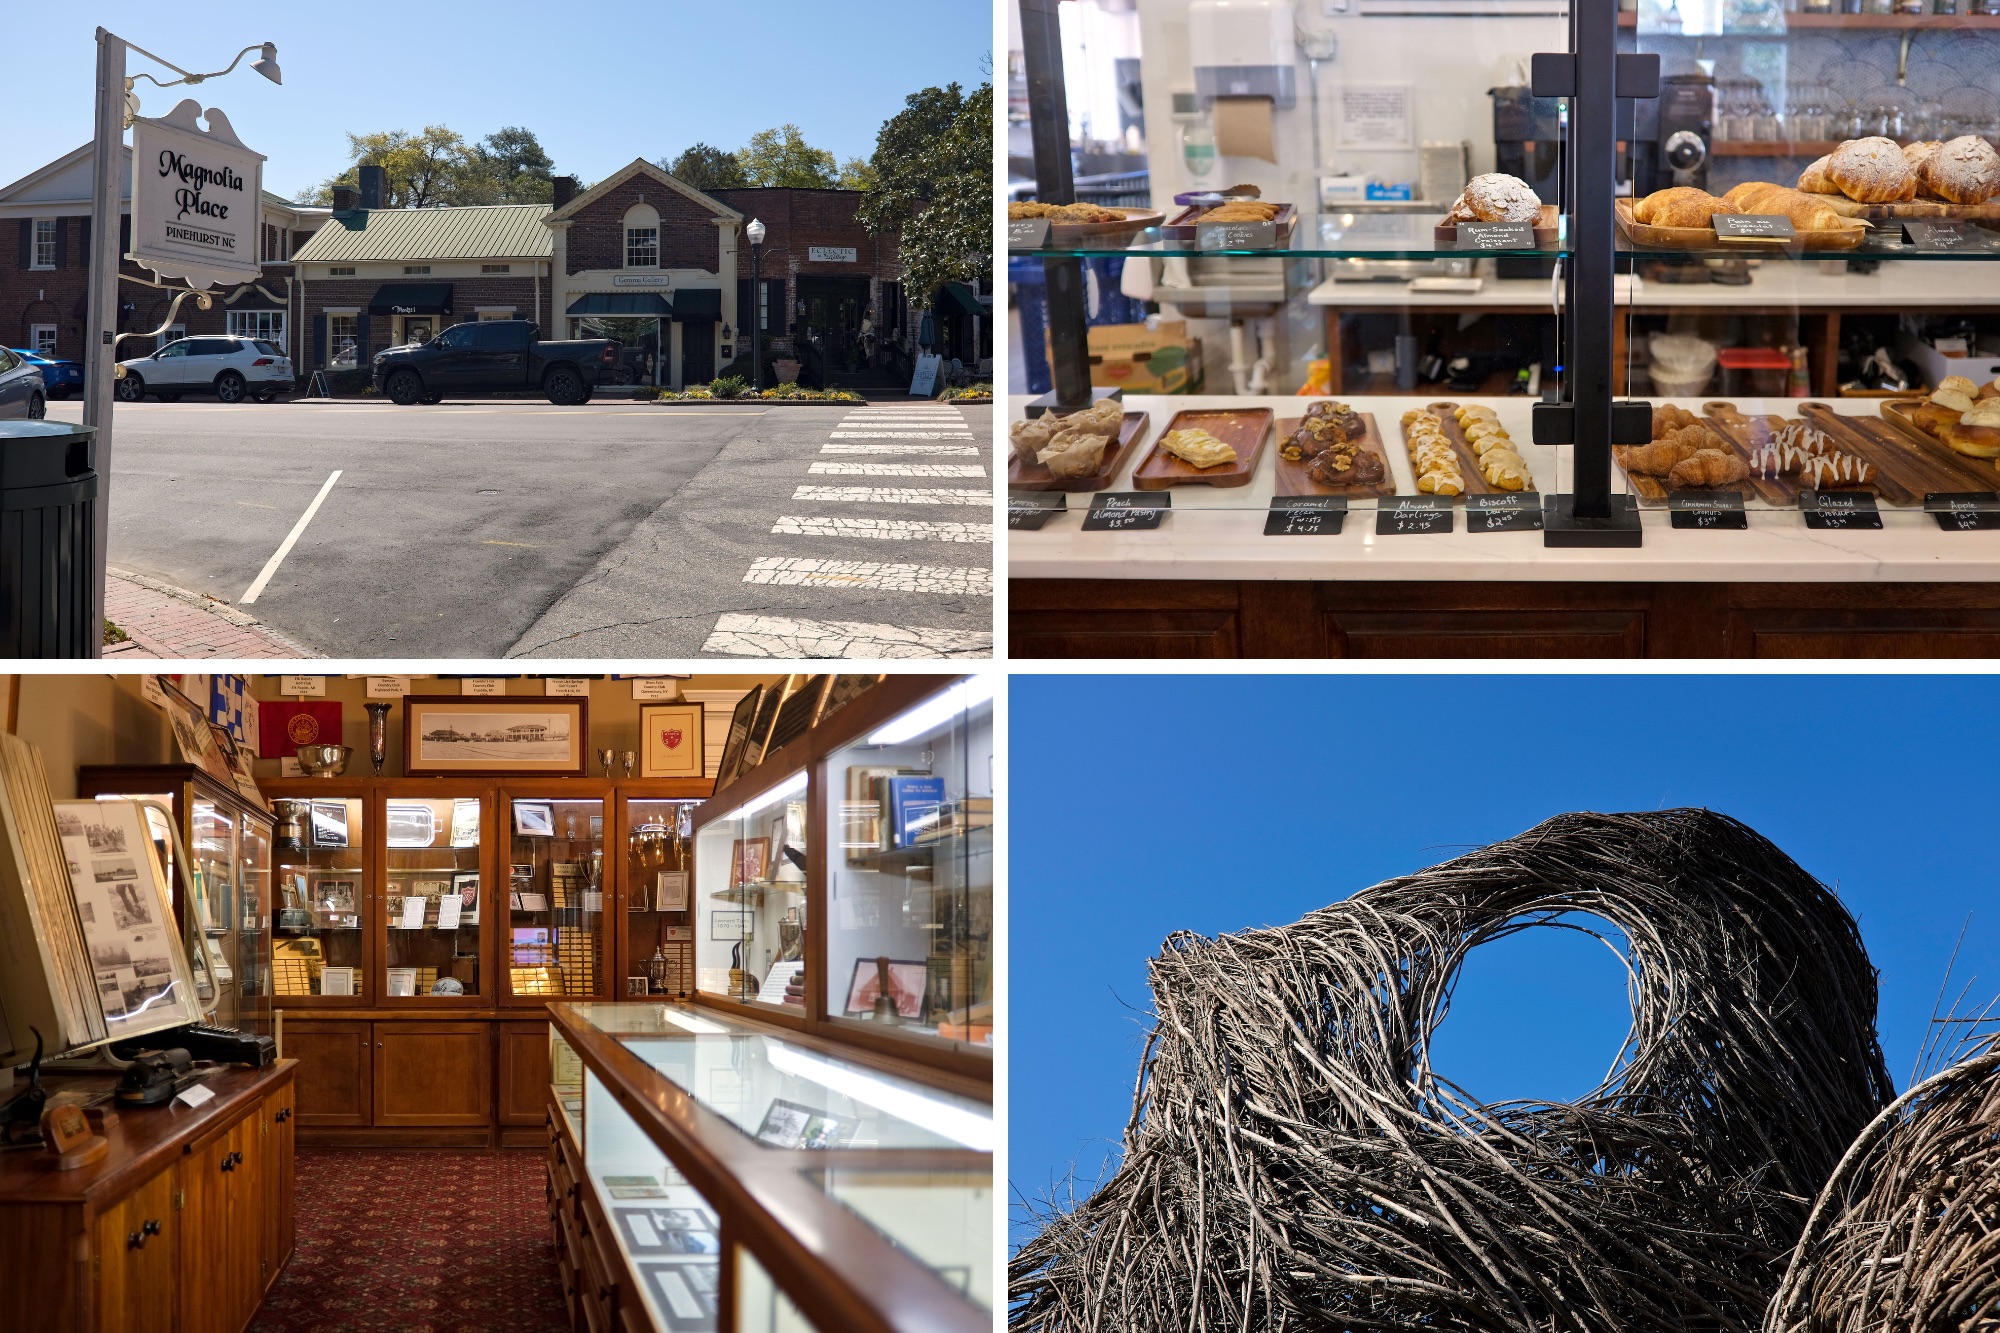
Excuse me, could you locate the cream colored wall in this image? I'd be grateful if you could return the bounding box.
[244,675,783,779]
[13,675,178,799]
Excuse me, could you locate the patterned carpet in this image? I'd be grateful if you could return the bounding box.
[250,1149,567,1332]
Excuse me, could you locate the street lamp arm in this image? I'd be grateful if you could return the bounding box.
[122,40,274,89]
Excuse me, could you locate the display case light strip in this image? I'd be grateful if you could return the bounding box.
[723,769,809,823]
[764,1042,992,1152]
[866,676,993,747]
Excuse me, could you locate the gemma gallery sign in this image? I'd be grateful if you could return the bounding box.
[130,99,265,289]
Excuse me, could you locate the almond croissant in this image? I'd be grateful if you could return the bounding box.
[1668,449,1750,489]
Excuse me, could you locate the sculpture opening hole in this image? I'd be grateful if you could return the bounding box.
[1425,913,1636,1107]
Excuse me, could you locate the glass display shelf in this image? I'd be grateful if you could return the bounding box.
[382,793,485,1001]
[1022,229,2000,262]
[626,796,700,999]
[801,1165,992,1312]
[504,793,609,1003]
[1022,209,1570,260]
[271,795,366,1002]
[695,775,809,1012]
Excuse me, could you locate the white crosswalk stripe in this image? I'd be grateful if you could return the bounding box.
[807,461,985,478]
[743,557,992,595]
[829,430,976,439]
[792,486,990,505]
[701,613,991,658]
[773,516,991,543]
[820,443,980,456]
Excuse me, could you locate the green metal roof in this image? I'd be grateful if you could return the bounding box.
[292,204,551,263]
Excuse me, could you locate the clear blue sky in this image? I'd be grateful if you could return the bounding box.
[0,2,990,200]
[1010,673,2000,1246]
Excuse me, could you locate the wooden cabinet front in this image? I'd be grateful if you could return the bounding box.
[176,1113,262,1333]
[498,1020,553,1126]
[285,1020,373,1127]
[263,1080,297,1279]
[373,1022,493,1126]
[93,1170,176,1333]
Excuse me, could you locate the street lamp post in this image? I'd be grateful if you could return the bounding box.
[746,218,766,391]
[82,30,278,655]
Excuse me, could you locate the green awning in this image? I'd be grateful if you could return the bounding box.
[567,292,673,317]
[673,288,722,319]
[367,282,453,315]
[938,281,990,317]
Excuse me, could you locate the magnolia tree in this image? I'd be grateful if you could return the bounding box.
[858,83,992,316]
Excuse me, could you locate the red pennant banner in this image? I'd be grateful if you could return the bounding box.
[258,700,344,759]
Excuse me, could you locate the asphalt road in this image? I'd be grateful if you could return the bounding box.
[50,396,994,659]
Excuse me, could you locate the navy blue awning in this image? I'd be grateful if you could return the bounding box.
[567,292,673,317]
[367,282,453,315]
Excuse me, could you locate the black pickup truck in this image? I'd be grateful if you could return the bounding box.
[371,320,619,405]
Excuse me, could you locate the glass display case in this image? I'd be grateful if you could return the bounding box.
[695,775,809,1011]
[267,789,368,1004]
[77,765,276,1032]
[381,790,490,1002]
[502,788,613,1005]
[624,795,701,999]
[1007,0,2000,658]
[824,681,992,1053]
[548,1000,990,1333]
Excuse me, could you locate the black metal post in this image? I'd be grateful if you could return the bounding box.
[751,241,763,390]
[1020,0,1102,415]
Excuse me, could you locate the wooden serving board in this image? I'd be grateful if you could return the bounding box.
[1817,196,2000,222]
[1271,413,1397,500]
[1612,410,1760,506]
[1615,199,1868,251]
[1007,412,1150,493]
[1832,396,2000,496]
[1132,408,1272,490]
[1045,207,1166,246]
[1409,403,1535,497]
[1160,203,1298,245]
[1696,403,1814,507]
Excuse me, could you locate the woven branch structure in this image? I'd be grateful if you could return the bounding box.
[1764,1040,2000,1333]
[1011,809,1895,1333]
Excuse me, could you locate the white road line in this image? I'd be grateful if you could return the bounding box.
[820,443,980,456]
[828,431,976,439]
[793,486,990,505]
[840,416,965,423]
[743,557,992,596]
[772,516,991,543]
[701,613,991,659]
[240,470,342,605]
[807,462,986,478]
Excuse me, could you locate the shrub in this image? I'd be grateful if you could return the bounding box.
[709,375,749,399]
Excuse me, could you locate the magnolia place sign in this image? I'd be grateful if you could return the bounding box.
[130,99,266,290]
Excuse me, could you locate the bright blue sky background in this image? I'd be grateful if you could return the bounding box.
[0,3,989,201]
[1010,674,2000,1245]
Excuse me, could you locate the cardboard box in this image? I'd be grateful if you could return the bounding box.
[1059,321,1204,395]
[1902,335,2000,392]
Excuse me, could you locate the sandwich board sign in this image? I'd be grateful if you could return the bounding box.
[129,99,265,290]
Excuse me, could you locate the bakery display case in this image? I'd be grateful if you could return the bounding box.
[502,788,614,1005]
[823,680,992,1055]
[77,765,276,1031]
[1008,0,2000,657]
[546,1000,990,1333]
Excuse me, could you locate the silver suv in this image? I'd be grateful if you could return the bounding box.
[115,336,294,404]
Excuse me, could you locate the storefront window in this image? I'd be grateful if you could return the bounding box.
[627,226,660,268]
[228,310,286,346]
[328,315,358,366]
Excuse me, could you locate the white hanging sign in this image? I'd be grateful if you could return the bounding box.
[129,99,266,290]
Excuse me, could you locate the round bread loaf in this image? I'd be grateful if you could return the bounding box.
[1457,173,1542,223]
[1827,137,1918,203]
[1919,135,2000,205]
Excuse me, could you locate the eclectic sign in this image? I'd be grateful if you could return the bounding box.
[808,246,858,263]
[129,99,265,290]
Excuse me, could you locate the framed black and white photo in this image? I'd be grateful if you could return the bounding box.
[402,695,588,777]
[639,1260,721,1331]
[715,686,763,786]
[310,801,350,848]
[513,802,555,837]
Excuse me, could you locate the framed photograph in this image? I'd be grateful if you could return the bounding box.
[639,1261,721,1332]
[730,837,770,888]
[616,1207,719,1257]
[450,797,481,847]
[310,801,350,848]
[655,871,688,912]
[639,703,705,779]
[402,695,588,778]
[739,681,790,776]
[314,879,358,918]
[626,976,648,997]
[765,676,829,756]
[755,1098,858,1150]
[513,802,555,837]
[817,674,882,728]
[160,681,234,787]
[715,686,763,786]
[711,910,752,941]
[844,957,928,1020]
[320,966,355,998]
[452,872,480,920]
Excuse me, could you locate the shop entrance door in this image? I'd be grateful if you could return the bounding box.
[397,315,436,347]
[796,277,872,385]
[680,322,715,386]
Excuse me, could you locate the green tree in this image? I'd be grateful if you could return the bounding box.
[836,156,876,191]
[304,125,558,207]
[858,83,992,309]
[472,127,556,204]
[662,142,748,192]
[739,124,841,189]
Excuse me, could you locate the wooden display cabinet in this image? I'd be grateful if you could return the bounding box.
[263,782,373,1009]
[497,781,617,1008]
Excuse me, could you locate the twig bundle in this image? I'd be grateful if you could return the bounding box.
[1764,1040,2000,1333]
[1010,809,1894,1333]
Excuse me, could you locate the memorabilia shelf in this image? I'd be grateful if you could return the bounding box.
[546,1000,988,1333]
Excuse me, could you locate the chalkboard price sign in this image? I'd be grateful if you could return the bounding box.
[1901,221,1986,251]
[1800,489,1882,530]
[1197,220,1279,251]
[1465,493,1544,532]
[1007,491,1067,531]
[1668,491,1748,530]
[1925,491,2000,531]
[1712,213,1797,241]
[1264,496,1346,536]
[1456,221,1536,251]
[1082,492,1170,532]
[1375,495,1454,535]
[1007,217,1051,252]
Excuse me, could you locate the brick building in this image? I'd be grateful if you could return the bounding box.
[0,143,328,366]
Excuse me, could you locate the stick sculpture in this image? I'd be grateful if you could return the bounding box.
[1010,809,1895,1333]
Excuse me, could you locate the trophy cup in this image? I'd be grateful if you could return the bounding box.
[365,702,391,775]
[621,750,636,778]
[598,747,615,778]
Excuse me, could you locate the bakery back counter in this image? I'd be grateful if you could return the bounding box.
[1009,393,2000,658]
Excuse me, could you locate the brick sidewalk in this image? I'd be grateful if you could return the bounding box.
[103,568,315,659]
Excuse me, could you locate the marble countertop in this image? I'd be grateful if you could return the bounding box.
[1007,394,2000,583]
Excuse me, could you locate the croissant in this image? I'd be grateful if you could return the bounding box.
[1797,156,1839,194]
[1827,137,1919,204]
[1615,436,1697,477]
[1668,449,1750,489]
[1634,186,1727,228]
[1652,403,1700,437]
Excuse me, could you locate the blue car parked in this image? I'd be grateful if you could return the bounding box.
[9,347,83,400]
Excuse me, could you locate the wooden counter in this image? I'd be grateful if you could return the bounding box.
[0,1059,297,1333]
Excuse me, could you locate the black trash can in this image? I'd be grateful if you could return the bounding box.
[0,421,98,658]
